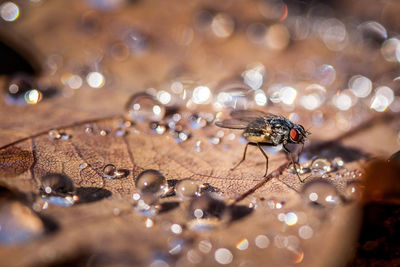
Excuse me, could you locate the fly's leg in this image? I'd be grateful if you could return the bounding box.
[283,144,303,183]
[231,142,250,171]
[257,143,269,177]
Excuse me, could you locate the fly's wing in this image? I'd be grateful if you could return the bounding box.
[215,119,248,129]
[230,109,278,122]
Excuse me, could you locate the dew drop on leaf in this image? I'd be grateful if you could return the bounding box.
[126,93,166,122]
[311,158,332,174]
[175,179,200,201]
[344,181,363,202]
[301,179,341,209]
[135,169,168,197]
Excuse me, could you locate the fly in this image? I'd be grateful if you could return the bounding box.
[215,109,310,182]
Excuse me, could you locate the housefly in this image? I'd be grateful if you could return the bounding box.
[215,110,310,182]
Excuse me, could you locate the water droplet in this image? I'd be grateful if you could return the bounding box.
[188,193,227,220]
[84,125,95,135]
[79,163,88,169]
[103,164,116,177]
[102,164,127,179]
[135,170,168,197]
[40,173,75,196]
[48,129,61,140]
[266,199,285,209]
[126,93,165,122]
[189,113,208,129]
[311,158,332,174]
[344,181,363,202]
[301,179,340,209]
[40,173,77,206]
[133,192,160,217]
[173,130,191,143]
[214,248,233,265]
[4,75,43,105]
[332,157,344,170]
[150,122,167,134]
[214,81,253,110]
[0,201,44,244]
[175,179,200,201]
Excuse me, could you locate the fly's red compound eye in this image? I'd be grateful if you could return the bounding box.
[290,128,299,141]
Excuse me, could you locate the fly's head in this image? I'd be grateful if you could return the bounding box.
[288,124,310,144]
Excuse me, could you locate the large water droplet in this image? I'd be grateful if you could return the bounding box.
[188,193,227,220]
[40,173,75,196]
[301,179,340,209]
[311,158,332,174]
[175,179,200,201]
[214,81,253,110]
[0,201,45,244]
[135,169,168,197]
[40,173,77,206]
[125,93,166,122]
[344,181,363,202]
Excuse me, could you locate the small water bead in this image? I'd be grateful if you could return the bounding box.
[103,164,116,177]
[135,170,168,197]
[0,201,45,244]
[301,179,341,209]
[48,129,61,140]
[102,164,127,179]
[311,158,332,174]
[126,93,166,122]
[175,179,201,201]
[344,181,363,202]
[332,157,344,170]
[173,130,191,143]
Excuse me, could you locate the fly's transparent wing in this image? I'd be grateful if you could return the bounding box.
[230,110,278,122]
[215,119,249,129]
